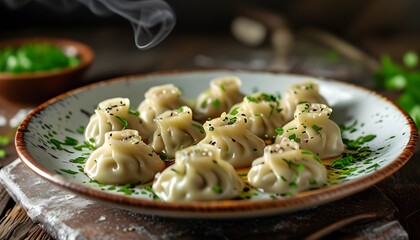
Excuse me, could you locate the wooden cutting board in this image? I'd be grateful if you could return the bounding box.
[0,159,407,240]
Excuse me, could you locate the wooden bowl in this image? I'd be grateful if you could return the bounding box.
[0,37,94,103]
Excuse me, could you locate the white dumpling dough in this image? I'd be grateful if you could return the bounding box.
[195,76,244,120]
[152,144,244,202]
[85,97,146,147]
[84,129,165,185]
[282,81,328,121]
[229,92,287,139]
[151,106,206,159]
[248,138,327,194]
[199,113,265,168]
[278,103,345,159]
[137,84,188,139]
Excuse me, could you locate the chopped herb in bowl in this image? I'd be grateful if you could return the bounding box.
[0,43,80,73]
[0,37,93,103]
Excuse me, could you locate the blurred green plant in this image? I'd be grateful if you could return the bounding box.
[0,135,10,158]
[374,51,420,131]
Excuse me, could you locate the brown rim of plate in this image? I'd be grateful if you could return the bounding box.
[0,37,94,81]
[15,69,419,216]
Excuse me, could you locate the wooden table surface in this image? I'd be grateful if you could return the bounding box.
[0,27,419,239]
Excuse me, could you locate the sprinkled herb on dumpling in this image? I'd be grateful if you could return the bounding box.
[281,81,327,121]
[85,97,148,147]
[198,113,265,168]
[277,103,345,159]
[85,129,165,185]
[152,144,244,202]
[137,84,188,140]
[229,92,287,139]
[151,106,205,159]
[195,76,244,121]
[248,138,327,194]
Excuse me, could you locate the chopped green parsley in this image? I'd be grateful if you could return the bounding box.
[212,99,221,108]
[115,116,128,130]
[212,186,223,193]
[312,125,322,131]
[128,109,140,116]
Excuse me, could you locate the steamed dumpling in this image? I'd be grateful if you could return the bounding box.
[84,129,165,185]
[277,103,345,159]
[85,97,146,147]
[229,92,287,139]
[151,106,206,159]
[195,76,244,120]
[198,113,265,168]
[282,81,327,121]
[248,138,327,194]
[137,84,188,139]
[152,144,244,202]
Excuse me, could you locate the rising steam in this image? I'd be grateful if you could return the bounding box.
[1,0,176,49]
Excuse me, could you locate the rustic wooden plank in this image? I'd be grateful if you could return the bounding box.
[0,201,50,240]
[0,159,405,240]
[26,224,52,240]
[0,185,11,216]
[0,204,32,239]
[376,149,420,240]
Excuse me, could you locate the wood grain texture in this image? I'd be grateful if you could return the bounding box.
[0,204,51,240]
[0,99,51,240]
[376,148,420,239]
[0,185,11,216]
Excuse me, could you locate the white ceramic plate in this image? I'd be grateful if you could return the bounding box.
[16,70,418,218]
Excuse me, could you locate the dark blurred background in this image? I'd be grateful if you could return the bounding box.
[1,0,420,84]
[2,0,420,38]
